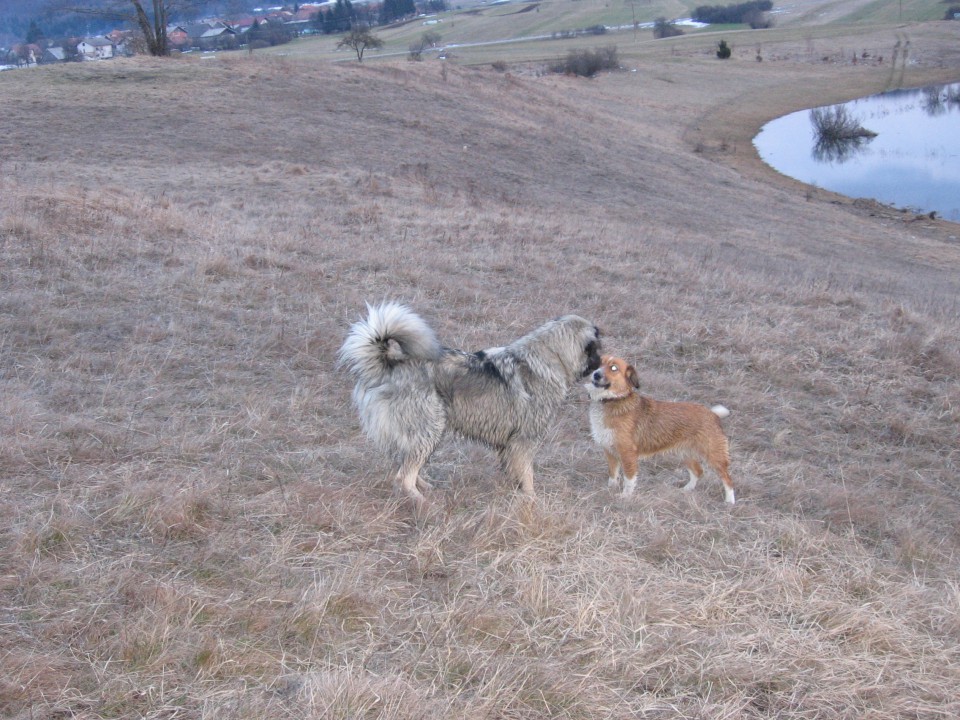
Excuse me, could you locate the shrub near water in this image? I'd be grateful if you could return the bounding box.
[810,104,877,141]
[810,104,878,161]
[653,18,685,39]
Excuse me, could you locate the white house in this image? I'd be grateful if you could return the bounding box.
[77,38,114,60]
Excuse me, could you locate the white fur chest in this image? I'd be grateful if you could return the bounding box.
[589,403,615,450]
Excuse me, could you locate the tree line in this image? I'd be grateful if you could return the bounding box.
[692,1,773,26]
[310,0,444,35]
[0,9,113,45]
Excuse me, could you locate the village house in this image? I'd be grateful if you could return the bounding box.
[105,29,132,44]
[166,25,190,50]
[77,37,114,60]
[183,21,238,50]
[42,46,66,64]
[104,29,136,55]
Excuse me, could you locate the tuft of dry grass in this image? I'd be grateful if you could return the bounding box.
[2,21,960,718]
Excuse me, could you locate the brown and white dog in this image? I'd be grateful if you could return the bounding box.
[585,355,736,504]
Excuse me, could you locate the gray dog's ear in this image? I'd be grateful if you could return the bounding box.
[626,365,640,389]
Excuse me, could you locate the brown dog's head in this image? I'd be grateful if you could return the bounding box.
[585,355,639,400]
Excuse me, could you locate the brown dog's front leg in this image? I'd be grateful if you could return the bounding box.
[604,450,621,491]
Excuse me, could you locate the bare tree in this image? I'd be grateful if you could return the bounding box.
[47,0,200,57]
[408,30,440,61]
[337,27,384,62]
[14,43,42,66]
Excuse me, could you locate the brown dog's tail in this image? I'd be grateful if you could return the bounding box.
[711,405,731,419]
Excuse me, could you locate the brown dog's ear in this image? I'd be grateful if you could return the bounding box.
[625,365,640,389]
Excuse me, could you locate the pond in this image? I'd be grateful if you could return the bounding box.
[753,82,960,222]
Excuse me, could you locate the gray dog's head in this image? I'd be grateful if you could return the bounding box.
[521,315,602,382]
[582,327,602,377]
[580,323,603,378]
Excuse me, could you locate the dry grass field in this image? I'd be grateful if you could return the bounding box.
[2,15,960,719]
[262,0,955,63]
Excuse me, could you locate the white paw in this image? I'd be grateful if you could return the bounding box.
[403,487,425,502]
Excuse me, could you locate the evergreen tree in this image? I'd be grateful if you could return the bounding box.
[380,0,395,23]
[381,0,416,23]
[25,20,45,44]
[322,0,355,34]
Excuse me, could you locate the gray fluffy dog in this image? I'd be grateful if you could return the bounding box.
[339,302,602,500]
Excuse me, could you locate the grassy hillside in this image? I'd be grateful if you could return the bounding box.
[2,16,960,719]
[263,0,954,63]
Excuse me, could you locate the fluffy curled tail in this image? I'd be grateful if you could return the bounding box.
[338,302,442,385]
[711,405,731,419]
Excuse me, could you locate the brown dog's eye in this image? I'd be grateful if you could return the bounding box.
[610,364,618,372]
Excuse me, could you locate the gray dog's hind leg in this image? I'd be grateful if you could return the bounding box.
[499,442,537,496]
[397,456,430,500]
[391,399,445,500]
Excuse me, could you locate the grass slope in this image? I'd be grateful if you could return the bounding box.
[265,0,951,63]
[1,18,960,719]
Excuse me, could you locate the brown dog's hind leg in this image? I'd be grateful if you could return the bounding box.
[682,459,703,492]
[714,461,736,505]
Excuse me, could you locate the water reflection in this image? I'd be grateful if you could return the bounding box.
[809,105,876,163]
[812,134,873,163]
[753,81,960,221]
[921,84,960,115]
